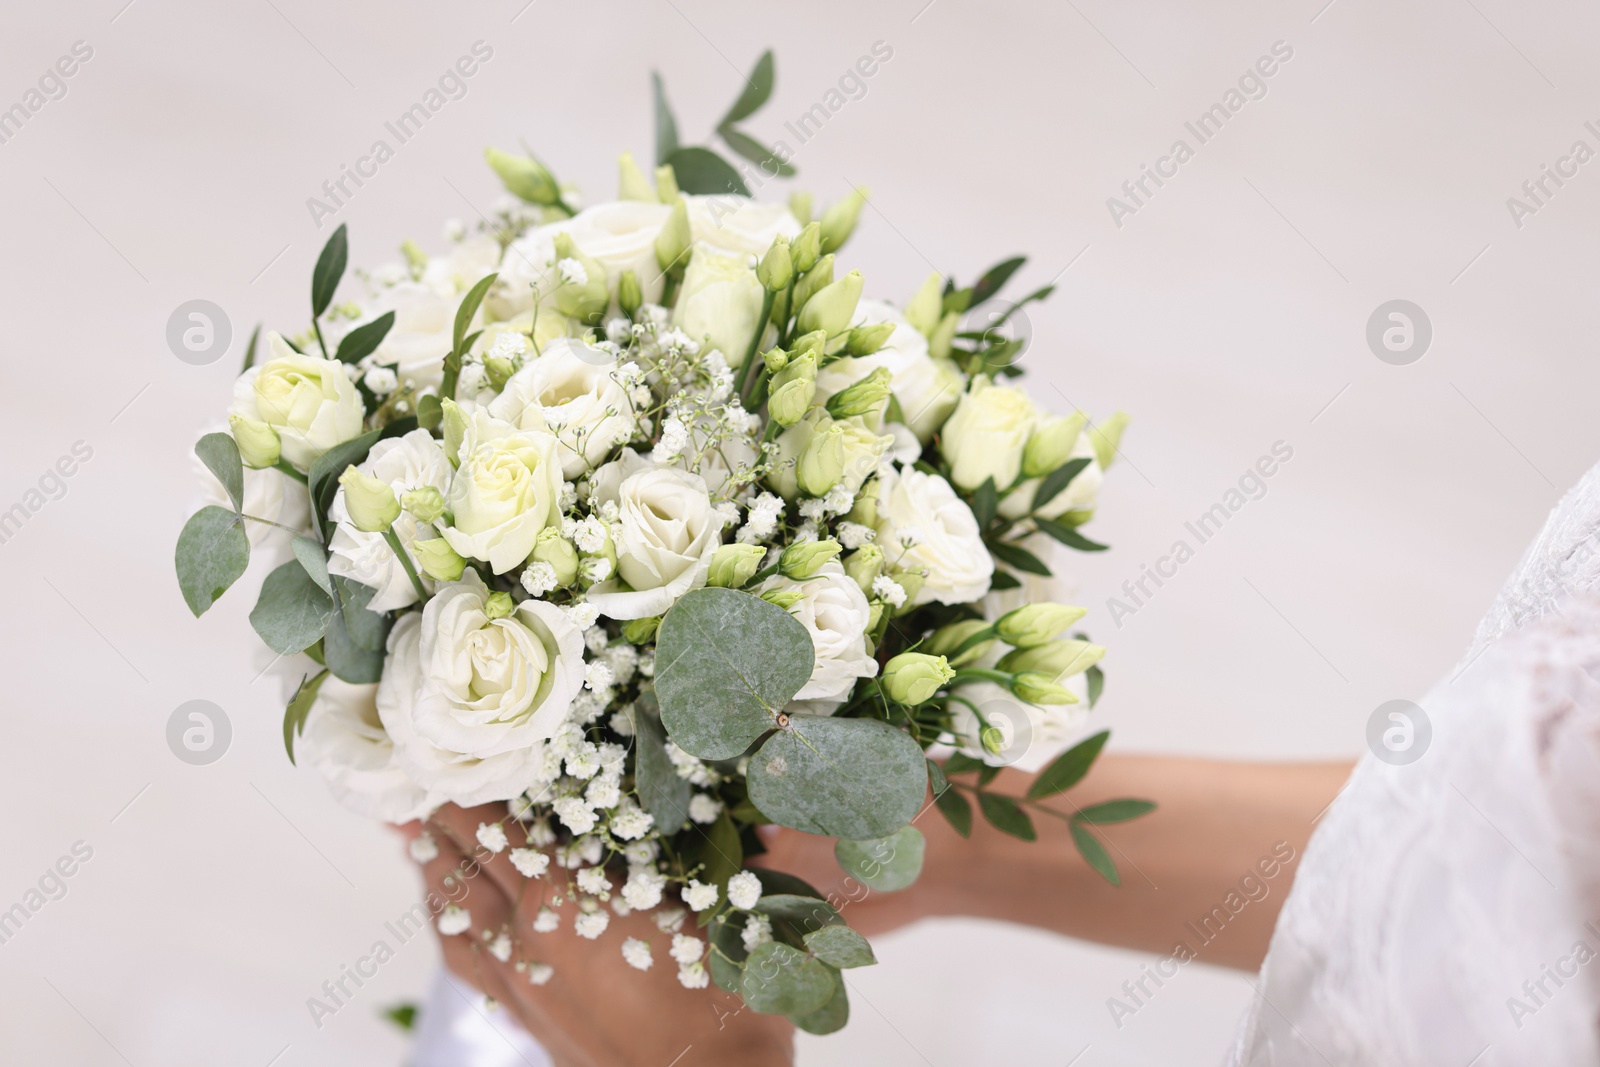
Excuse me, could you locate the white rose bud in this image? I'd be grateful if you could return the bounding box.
[229,414,281,470]
[440,410,565,574]
[672,245,766,367]
[230,333,364,472]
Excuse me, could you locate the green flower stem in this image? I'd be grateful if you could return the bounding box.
[274,459,309,484]
[383,526,429,603]
[313,320,331,361]
[776,279,797,348]
[737,289,777,406]
[946,778,1077,824]
[946,624,998,661]
[950,667,1014,688]
[660,271,682,309]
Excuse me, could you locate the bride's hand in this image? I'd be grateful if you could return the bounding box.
[404,803,796,1067]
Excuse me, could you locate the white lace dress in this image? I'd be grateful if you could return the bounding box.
[1225,462,1600,1066]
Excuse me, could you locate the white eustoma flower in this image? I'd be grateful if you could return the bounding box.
[487,338,634,479]
[939,375,1038,491]
[685,195,802,257]
[440,410,565,574]
[583,451,721,620]
[327,430,452,611]
[672,243,767,368]
[496,201,673,316]
[815,299,966,442]
[230,333,365,471]
[875,466,993,606]
[726,871,763,910]
[376,572,584,807]
[757,562,877,704]
[301,677,431,824]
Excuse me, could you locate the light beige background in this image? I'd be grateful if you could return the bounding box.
[2,0,1597,1064]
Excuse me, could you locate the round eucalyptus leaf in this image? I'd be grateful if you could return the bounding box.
[654,588,815,760]
[803,924,877,969]
[250,560,334,655]
[834,826,926,893]
[788,968,849,1035]
[754,894,841,931]
[740,942,834,1016]
[748,717,928,840]
[175,506,250,617]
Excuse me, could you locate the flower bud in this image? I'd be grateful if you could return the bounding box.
[819,187,868,253]
[761,588,805,611]
[338,467,400,532]
[846,479,880,527]
[791,255,834,312]
[980,724,1006,756]
[484,591,516,620]
[484,147,559,206]
[789,191,813,225]
[882,652,955,705]
[762,347,789,374]
[757,236,793,292]
[552,234,609,325]
[825,367,892,420]
[229,414,281,469]
[1013,672,1078,705]
[413,537,467,581]
[708,543,766,588]
[532,527,579,587]
[925,618,995,668]
[1021,412,1089,479]
[797,271,864,337]
[768,377,816,427]
[904,273,944,337]
[779,539,842,580]
[997,639,1105,679]
[1089,411,1131,469]
[485,355,517,390]
[441,398,468,467]
[789,330,827,366]
[928,309,959,360]
[796,423,850,497]
[655,198,692,277]
[996,603,1088,649]
[622,616,661,643]
[843,544,884,592]
[618,270,643,318]
[655,164,679,203]
[846,322,895,357]
[617,151,654,201]
[889,569,924,613]
[790,221,823,274]
[401,486,446,524]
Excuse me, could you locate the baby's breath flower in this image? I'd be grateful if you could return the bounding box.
[583,661,614,692]
[741,913,773,951]
[670,933,705,965]
[408,833,439,864]
[476,822,509,854]
[682,880,719,913]
[509,848,550,879]
[557,257,589,286]
[622,865,666,910]
[521,561,559,597]
[553,796,598,835]
[437,905,471,936]
[487,930,513,962]
[838,521,876,549]
[727,871,762,910]
[677,961,710,989]
[574,906,610,940]
[576,867,613,898]
[654,905,688,933]
[688,794,723,825]
[532,907,560,933]
[526,962,554,985]
[622,937,654,971]
[873,574,908,608]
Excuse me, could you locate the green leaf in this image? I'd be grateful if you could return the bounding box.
[284,668,328,764]
[1086,663,1104,707]
[335,311,395,365]
[1035,517,1109,552]
[688,811,743,893]
[194,433,244,513]
[333,576,390,652]
[925,758,948,796]
[941,751,986,776]
[665,146,749,197]
[969,256,1026,308]
[971,477,998,529]
[292,536,333,595]
[988,569,1021,591]
[633,704,693,834]
[381,1002,418,1032]
[788,968,849,1035]
[708,913,748,992]
[988,540,1052,576]
[977,763,1000,787]
[452,273,498,358]
[719,126,795,177]
[654,588,814,760]
[1032,457,1091,511]
[752,869,826,900]
[1076,799,1156,824]
[933,785,972,837]
[1027,730,1109,800]
[754,893,841,930]
[416,394,442,430]
[834,827,925,892]
[242,323,261,371]
[250,561,335,655]
[307,427,383,540]
[1071,821,1120,885]
[323,598,386,683]
[175,506,250,616]
[720,50,775,126]
[747,717,927,839]
[803,925,876,969]
[740,942,835,1016]
[311,223,348,318]
[978,792,1036,841]
[652,71,680,166]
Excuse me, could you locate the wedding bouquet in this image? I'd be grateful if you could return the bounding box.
[175,53,1149,1033]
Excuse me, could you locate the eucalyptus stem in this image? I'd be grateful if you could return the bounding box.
[946,779,1077,823]
[383,527,429,603]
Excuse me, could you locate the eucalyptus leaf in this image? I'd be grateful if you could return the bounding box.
[654,588,813,760]
[311,224,348,318]
[333,576,389,652]
[250,561,335,655]
[747,717,927,840]
[322,598,387,683]
[977,792,1036,841]
[1027,729,1109,800]
[934,785,972,837]
[788,968,849,1035]
[335,310,395,365]
[652,71,679,165]
[292,536,334,595]
[195,434,244,513]
[834,827,925,893]
[754,894,841,931]
[720,50,775,126]
[752,869,826,901]
[284,669,329,764]
[803,925,876,969]
[708,912,748,993]
[688,811,743,893]
[740,942,834,1016]
[175,506,250,617]
[633,705,693,834]
[1032,457,1091,512]
[1071,821,1120,885]
[665,146,749,197]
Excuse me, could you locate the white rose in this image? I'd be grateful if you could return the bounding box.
[938,376,1037,491]
[440,410,565,574]
[496,201,671,317]
[946,643,1090,773]
[302,676,431,823]
[998,431,1103,521]
[487,338,636,479]
[230,333,365,471]
[672,244,767,368]
[376,572,585,806]
[327,429,453,611]
[585,453,720,620]
[876,465,993,605]
[815,299,966,442]
[686,196,802,257]
[758,562,877,705]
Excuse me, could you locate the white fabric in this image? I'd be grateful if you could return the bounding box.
[1226,462,1600,1065]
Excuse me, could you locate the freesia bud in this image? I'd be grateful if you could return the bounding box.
[997,639,1105,679]
[843,544,884,592]
[825,367,892,419]
[1089,411,1131,469]
[846,322,895,357]
[904,273,944,337]
[819,187,868,253]
[532,527,579,587]
[789,191,813,225]
[1013,672,1078,705]
[882,652,954,705]
[655,164,679,203]
[484,147,559,206]
[1021,412,1089,479]
[996,603,1088,649]
[617,151,654,201]
[790,221,823,274]
[338,467,400,532]
[797,271,863,337]
[401,486,446,524]
[229,414,280,469]
[757,236,793,292]
[484,591,516,620]
[925,618,995,668]
[779,539,842,579]
[707,543,766,588]
[655,198,692,277]
[413,537,467,581]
